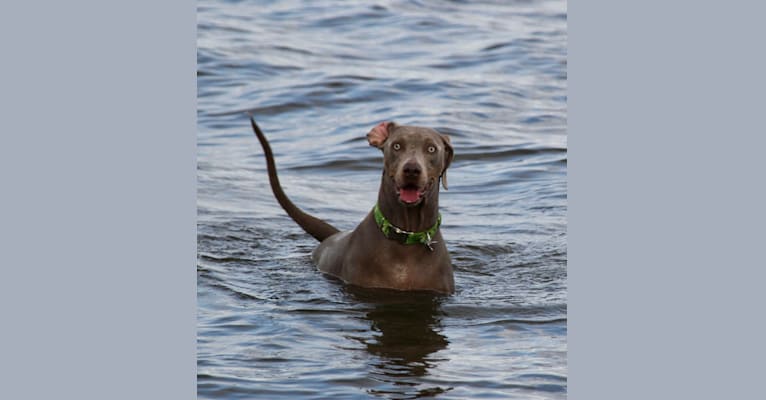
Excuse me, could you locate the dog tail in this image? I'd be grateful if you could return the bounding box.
[250,117,340,242]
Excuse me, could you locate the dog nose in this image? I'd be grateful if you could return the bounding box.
[403,161,421,178]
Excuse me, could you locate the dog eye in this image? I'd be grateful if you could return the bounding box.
[393,143,401,150]
[427,146,436,153]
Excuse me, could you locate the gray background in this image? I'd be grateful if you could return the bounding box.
[0,1,196,399]
[1,1,764,399]
[569,0,766,398]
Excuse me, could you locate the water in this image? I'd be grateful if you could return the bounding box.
[197,0,567,398]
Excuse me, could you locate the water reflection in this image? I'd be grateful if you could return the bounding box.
[343,286,451,398]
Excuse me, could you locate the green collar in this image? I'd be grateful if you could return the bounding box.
[373,203,441,251]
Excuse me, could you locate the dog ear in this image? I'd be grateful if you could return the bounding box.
[440,134,454,190]
[367,121,396,149]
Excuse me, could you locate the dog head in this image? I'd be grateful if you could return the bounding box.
[367,121,454,207]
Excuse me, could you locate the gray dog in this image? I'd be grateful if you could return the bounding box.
[251,118,455,294]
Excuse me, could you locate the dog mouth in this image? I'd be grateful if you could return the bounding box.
[396,181,432,205]
[398,184,423,204]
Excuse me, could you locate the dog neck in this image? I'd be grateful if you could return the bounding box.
[377,176,440,233]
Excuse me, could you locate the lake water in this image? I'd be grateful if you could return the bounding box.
[197,0,567,398]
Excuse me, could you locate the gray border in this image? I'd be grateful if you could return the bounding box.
[0,2,195,399]
[570,1,766,399]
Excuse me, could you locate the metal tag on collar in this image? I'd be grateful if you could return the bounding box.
[424,232,437,252]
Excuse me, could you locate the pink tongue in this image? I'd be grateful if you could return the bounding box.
[399,188,420,203]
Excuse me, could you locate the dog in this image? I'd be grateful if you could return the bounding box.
[251,118,455,294]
